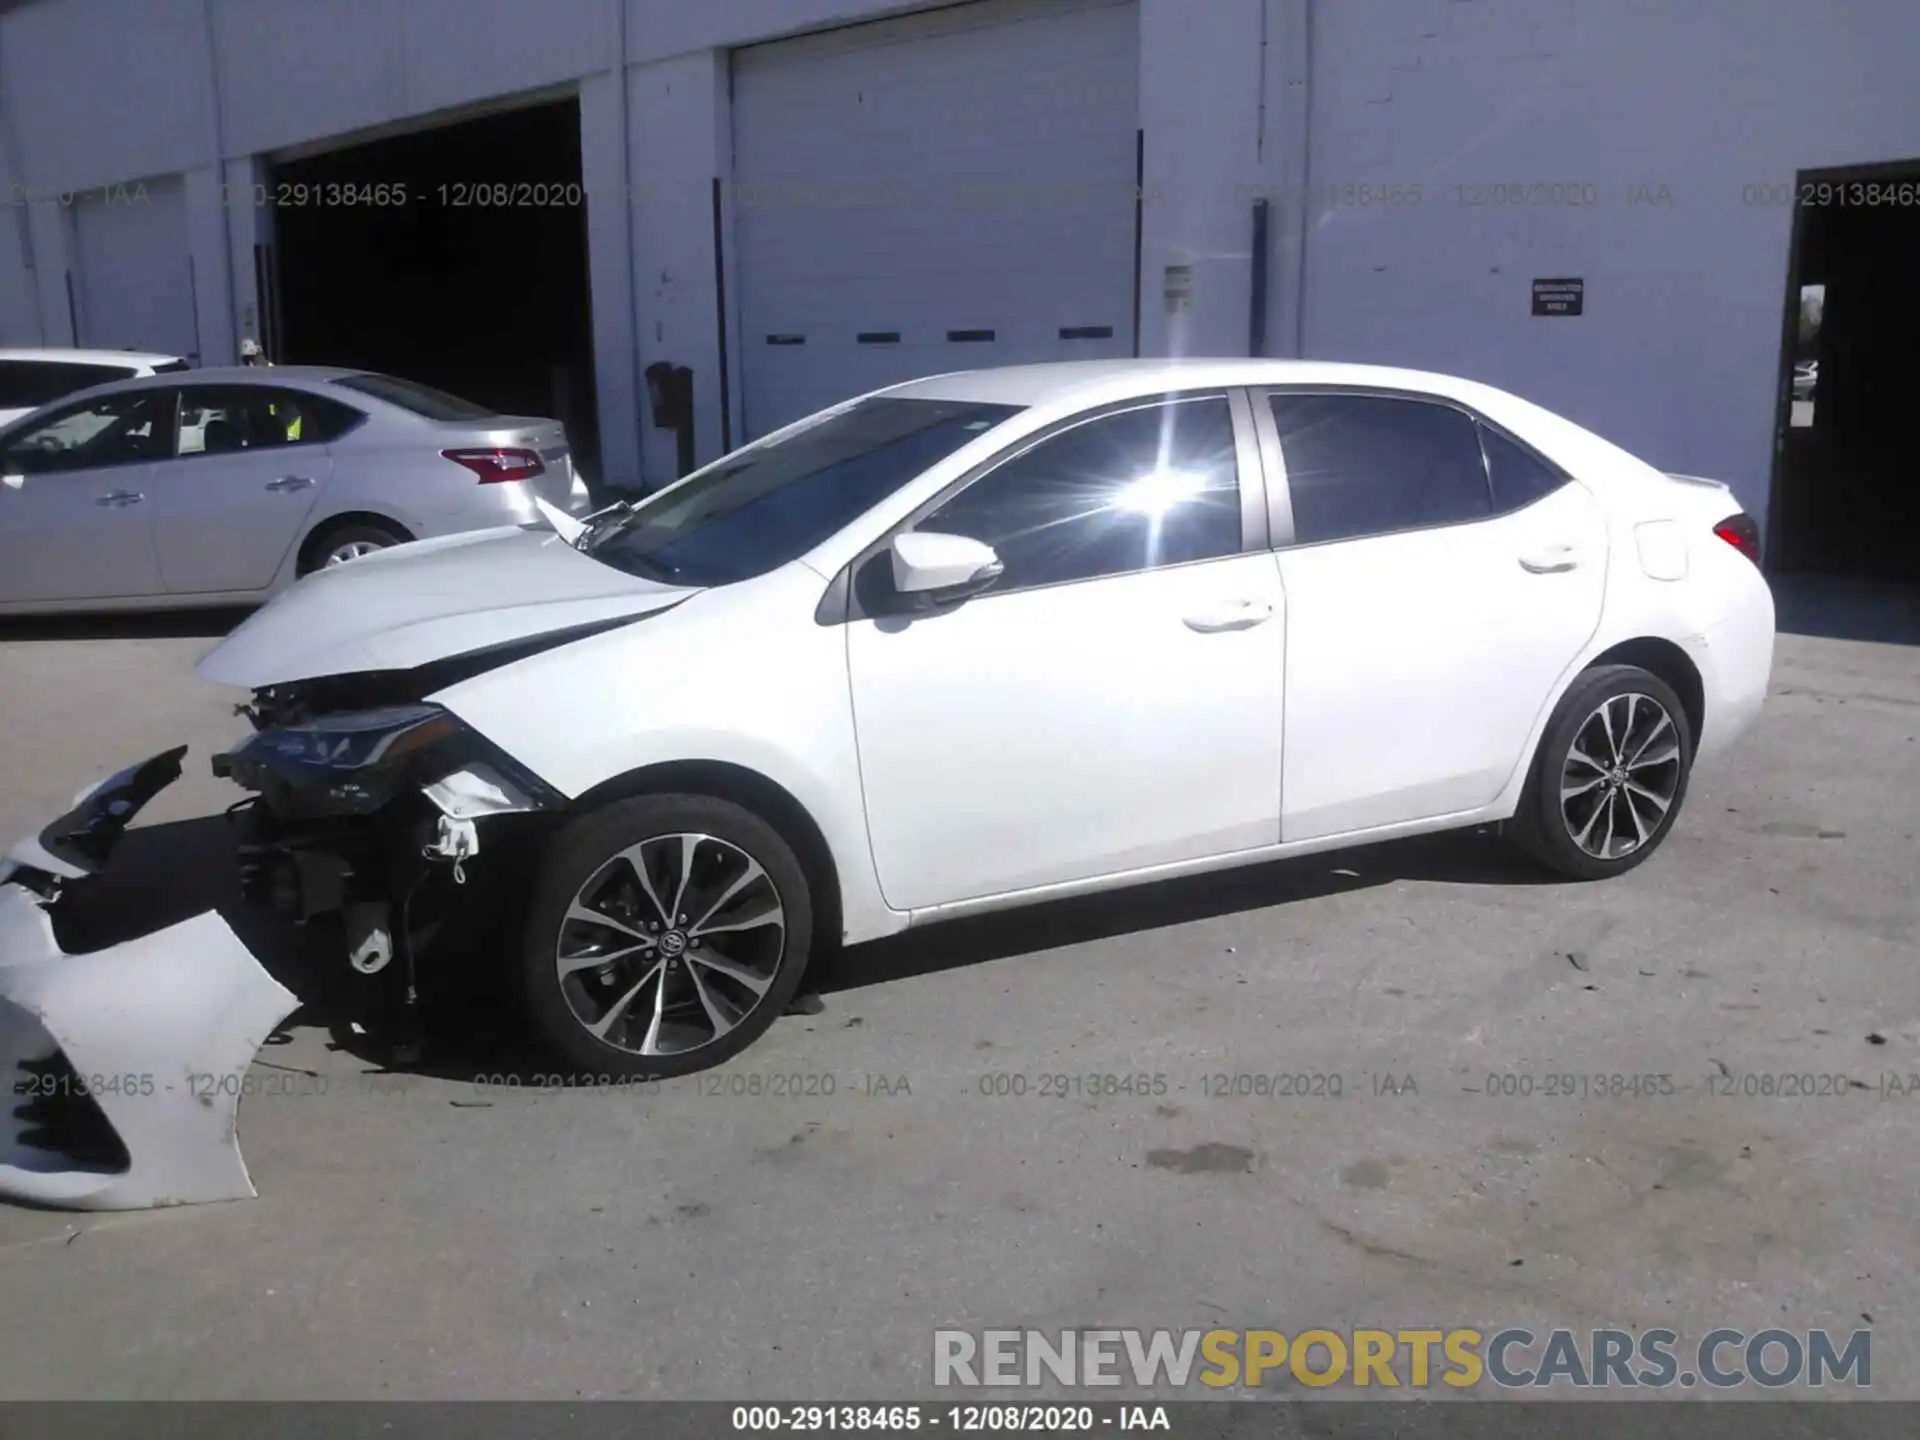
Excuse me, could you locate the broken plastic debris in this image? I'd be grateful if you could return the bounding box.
[0,884,297,1210]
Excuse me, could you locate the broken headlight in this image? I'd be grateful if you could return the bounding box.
[215,704,469,816]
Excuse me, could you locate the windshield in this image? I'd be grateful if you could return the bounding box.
[585,397,1022,587]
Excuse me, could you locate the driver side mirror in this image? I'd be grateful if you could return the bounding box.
[890,531,1004,605]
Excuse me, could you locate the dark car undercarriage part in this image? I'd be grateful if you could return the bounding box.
[213,666,568,1058]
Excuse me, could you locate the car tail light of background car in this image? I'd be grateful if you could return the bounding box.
[441,447,546,483]
[1712,512,1763,566]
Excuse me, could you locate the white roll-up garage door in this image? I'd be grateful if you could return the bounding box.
[731,0,1140,439]
[72,176,197,359]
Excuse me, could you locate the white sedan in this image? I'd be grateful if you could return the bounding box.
[11,358,1775,1088]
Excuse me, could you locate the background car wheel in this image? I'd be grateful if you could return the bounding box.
[298,518,411,575]
[518,794,814,1080]
[1509,664,1695,881]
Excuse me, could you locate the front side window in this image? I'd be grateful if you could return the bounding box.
[912,395,1242,593]
[584,397,1023,587]
[0,390,175,475]
[1270,393,1491,546]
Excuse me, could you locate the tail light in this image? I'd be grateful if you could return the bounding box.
[1712,512,1762,566]
[441,447,545,484]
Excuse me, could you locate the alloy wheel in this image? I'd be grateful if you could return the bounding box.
[553,832,786,1056]
[1559,692,1683,860]
[323,539,387,567]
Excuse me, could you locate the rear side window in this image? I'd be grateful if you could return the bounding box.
[176,386,365,455]
[1479,423,1569,511]
[1269,393,1491,546]
[0,360,138,410]
[332,373,492,421]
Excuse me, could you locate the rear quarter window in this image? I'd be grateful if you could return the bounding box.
[331,373,493,421]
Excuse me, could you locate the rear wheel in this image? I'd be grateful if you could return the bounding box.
[299,518,411,575]
[518,794,813,1079]
[1508,664,1694,880]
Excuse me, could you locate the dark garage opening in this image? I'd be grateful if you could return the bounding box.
[1772,161,1920,584]
[269,97,602,483]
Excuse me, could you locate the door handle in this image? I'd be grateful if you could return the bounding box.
[266,475,315,492]
[95,490,145,508]
[1519,543,1579,574]
[1183,599,1275,633]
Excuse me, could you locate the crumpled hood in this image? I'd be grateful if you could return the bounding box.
[197,526,697,687]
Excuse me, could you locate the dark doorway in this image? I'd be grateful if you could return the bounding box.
[1769,160,1920,582]
[270,97,601,481]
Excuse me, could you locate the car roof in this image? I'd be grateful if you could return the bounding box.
[69,364,366,396]
[0,347,187,367]
[885,357,1519,410]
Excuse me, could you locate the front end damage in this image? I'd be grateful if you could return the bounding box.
[0,749,298,1209]
[214,657,570,1059]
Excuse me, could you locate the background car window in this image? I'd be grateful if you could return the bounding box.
[176,387,354,454]
[1480,423,1569,512]
[1270,394,1491,545]
[0,391,174,474]
[0,360,138,410]
[914,395,1242,592]
[332,372,494,421]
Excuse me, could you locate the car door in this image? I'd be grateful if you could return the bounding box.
[1256,388,1608,842]
[844,391,1285,912]
[149,384,335,593]
[0,389,172,603]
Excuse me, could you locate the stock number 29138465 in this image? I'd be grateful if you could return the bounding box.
[977,1073,1169,1098]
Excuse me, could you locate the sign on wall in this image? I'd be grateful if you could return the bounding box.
[1531,277,1584,317]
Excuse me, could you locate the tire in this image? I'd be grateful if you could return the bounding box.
[298,518,411,575]
[518,794,814,1079]
[1508,664,1695,881]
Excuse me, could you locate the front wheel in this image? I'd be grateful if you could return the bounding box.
[518,794,814,1079]
[1508,664,1694,881]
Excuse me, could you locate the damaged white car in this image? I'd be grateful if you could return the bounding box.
[4,361,1776,1180]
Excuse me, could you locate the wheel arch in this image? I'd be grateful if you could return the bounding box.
[1583,635,1706,748]
[295,510,416,573]
[566,759,845,955]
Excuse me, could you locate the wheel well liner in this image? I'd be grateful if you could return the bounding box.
[568,761,845,947]
[1585,637,1706,746]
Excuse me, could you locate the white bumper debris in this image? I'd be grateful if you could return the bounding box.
[0,744,298,1210]
[0,884,298,1209]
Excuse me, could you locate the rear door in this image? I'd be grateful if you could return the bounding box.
[149,385,338,593]
[0,389,171,603]
[1257,388,1608,842]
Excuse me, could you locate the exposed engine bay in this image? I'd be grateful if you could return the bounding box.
[209,631,607,1057]
[0,618,634,1211]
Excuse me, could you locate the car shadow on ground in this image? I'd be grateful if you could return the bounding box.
[41,814,1561,1088]
[0,607,256,643]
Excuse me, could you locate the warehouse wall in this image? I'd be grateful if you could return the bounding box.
[1298,0,1920,527]
[1,0,1917,507]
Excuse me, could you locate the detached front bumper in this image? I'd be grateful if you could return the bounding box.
[0,748,297,1211]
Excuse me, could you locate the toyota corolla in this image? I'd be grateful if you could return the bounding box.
[0,358,1774,1203]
